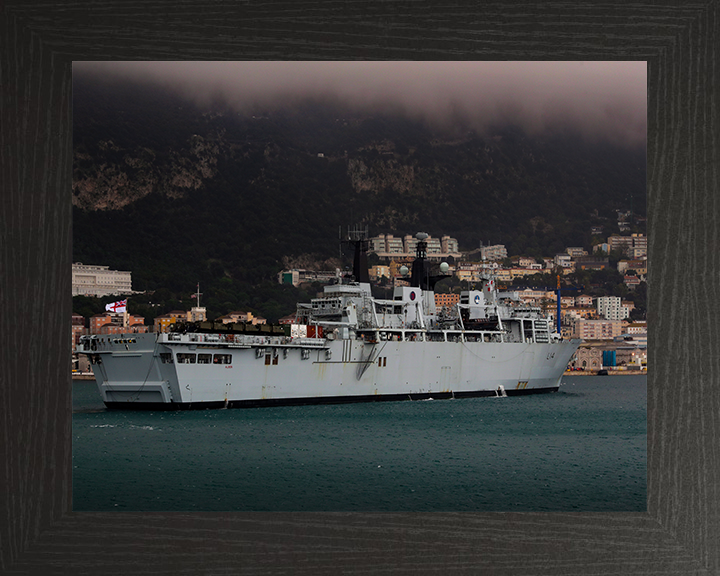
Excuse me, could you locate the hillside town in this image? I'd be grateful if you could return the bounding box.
[72,227,647,375]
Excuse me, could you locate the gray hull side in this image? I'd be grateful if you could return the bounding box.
[87,334,579,408]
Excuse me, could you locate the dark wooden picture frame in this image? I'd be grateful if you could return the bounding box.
[2,2,717,574]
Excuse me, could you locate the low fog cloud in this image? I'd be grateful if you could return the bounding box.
[75,61,646,146]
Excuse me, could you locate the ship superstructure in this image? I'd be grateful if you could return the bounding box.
[78,230,580,409]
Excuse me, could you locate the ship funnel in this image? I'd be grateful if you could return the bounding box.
[345,225,370,283]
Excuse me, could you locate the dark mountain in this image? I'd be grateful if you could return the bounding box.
[72,75,646,322]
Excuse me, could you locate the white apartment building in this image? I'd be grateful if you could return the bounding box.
[369,233,461,259]
[441,235,459,253]
[403,235,418,255]
[426,237,442,254]
[597,296,630,321]
[480,244,507,261]
[554,253,574,268]
[72,263,132,297]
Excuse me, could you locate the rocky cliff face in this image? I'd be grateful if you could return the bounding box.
[72,133,222,211]
[347,157,416,196]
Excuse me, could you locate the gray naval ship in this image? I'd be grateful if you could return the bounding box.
[78,231,580,409]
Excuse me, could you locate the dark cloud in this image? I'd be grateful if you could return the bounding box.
[74,61,646,146]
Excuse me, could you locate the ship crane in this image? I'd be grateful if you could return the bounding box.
[551,270,584,335]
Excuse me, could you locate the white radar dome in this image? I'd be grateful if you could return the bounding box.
[399,266,409,276]
[439,262,449,273]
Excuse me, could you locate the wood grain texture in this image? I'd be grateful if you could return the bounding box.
[1,1,717,574]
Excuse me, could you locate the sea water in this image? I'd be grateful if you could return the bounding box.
[72,375,646,511]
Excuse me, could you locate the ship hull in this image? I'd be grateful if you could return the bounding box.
[83,332,579,410]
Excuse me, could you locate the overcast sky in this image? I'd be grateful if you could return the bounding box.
[75,61,646,147]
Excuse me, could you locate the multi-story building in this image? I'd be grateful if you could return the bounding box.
[435,293,460,309]
[508,268,540,280]
[562,306,596,320]
[624,275,641,290]
[455,263,482,283]
[89,312,147,334]
[608,234,646,258]
[625,321,647,335]
[426,236,442,254]
[630,233,647,253]
[597,296,630,321]
[518,288,555,306]
[278,269,340,287]
[571,319,623,340]
[554,253,573,268]
[153,310,188,333]
[402,235,418,255]
[575,295,594,307]
[72,263,132,297]
[71,314,86,352]
[368,236,387,253]
[480,244,507,261]
[441,236,459,254]
[369,233,461,260]
[560,296,575,307]
[386,234,404,254]
[187,305,207,323]
[566,247,587,258]
[574,256,610,271]
[607,235,632,255]
[516,256,536,268]
[617,259,647,276]
[367,234,403,255]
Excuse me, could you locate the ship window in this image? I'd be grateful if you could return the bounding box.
[177,353,196,364]
[159,353,173,364]
[197,353,212,364]
[214,354,232,364]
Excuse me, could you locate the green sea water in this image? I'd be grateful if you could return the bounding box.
[72,375,646,512]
